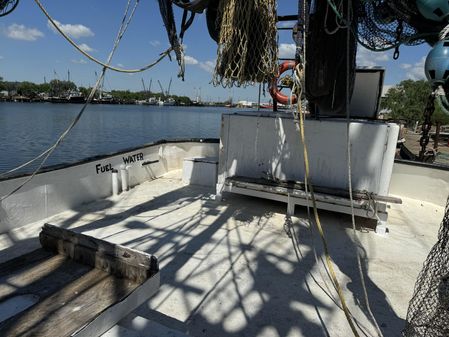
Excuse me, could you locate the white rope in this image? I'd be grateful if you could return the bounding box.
[286,2,382,335]
[345,1,384,336]
[292,0,353,322]
[1,0,139,201]
[0,0,175,180]
[34,0,173,74]
[440,23,449,40]
[0,148,52,178]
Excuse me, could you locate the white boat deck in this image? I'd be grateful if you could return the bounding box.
[0,170,444,337]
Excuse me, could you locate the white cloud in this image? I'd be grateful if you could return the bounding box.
[79,43,95,53]
[199,60,215,73]
[149,40,161,47]
[4,24,44,41]
[71,59,87,64]
[184,55,199,65]
[356,47,389,67]
[406,57,426,80]
[117,63,124,68]
[400,63,412,69]
[47,20,94,39]
[279,43,296,59]
[278,22,294,29]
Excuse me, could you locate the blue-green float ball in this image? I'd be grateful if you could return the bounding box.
[417,0,449,21]
[425,40,449,86]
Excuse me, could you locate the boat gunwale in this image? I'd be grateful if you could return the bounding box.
[394,158,449,172]
[0,138,219,182]
[2,137,449,183]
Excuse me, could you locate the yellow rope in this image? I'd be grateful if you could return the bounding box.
[293,65,361,337]
[34,0,172,74]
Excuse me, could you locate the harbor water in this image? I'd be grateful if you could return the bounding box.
[0,103,236,175]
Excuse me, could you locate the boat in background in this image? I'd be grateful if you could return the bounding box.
[136,97,158,105]
[163,97,176,106]
[68,91,86,104]
[157,97,176,106]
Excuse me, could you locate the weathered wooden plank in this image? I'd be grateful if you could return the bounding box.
[0,252,91,300]
[0,227,160,337]
[227,176,402,204]
[74,272,160,337]
[0,268,140,337]
[40,224,159,283]
[0,248,53,278]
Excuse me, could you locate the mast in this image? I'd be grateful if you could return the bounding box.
[167,78,172,96]
[157,80,164,96]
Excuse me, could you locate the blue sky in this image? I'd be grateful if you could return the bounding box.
[0,0,431,102]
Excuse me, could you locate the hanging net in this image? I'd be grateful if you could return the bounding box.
[357,1,442,51]
[212,0,278,87]
[305,0,358,116]
[403,197,449,337]
[157,0,185,79]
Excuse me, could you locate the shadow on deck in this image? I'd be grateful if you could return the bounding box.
[0,176,407,337]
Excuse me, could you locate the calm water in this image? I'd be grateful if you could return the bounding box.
[0,102,238,175]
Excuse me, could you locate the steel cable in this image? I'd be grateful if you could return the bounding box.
[35,0,173,74]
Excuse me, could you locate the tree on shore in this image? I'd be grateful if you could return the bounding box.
[382,80,449,148]
[0,77,195,105]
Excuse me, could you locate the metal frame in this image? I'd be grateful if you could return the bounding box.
[219,180,388,222]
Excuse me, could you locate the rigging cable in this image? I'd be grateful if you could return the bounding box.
[288,70,373,337]
[292,0,348,324]
[345,1,384,336]
[0,0,172,179]
[34,0,173,74]
[288,2,382,335]
[440,23,449,40]
[1,0,139,201]
[291,64,360,337]
[291,5,360,331]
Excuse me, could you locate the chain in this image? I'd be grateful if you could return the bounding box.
[393,21,403,60]
[419,93,436,161]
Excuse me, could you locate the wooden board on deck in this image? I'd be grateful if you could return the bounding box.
[0,224,160,337]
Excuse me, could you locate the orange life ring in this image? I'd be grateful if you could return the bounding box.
[270,61,297,105]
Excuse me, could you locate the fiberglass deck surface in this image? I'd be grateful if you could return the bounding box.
[0,170,444,337]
